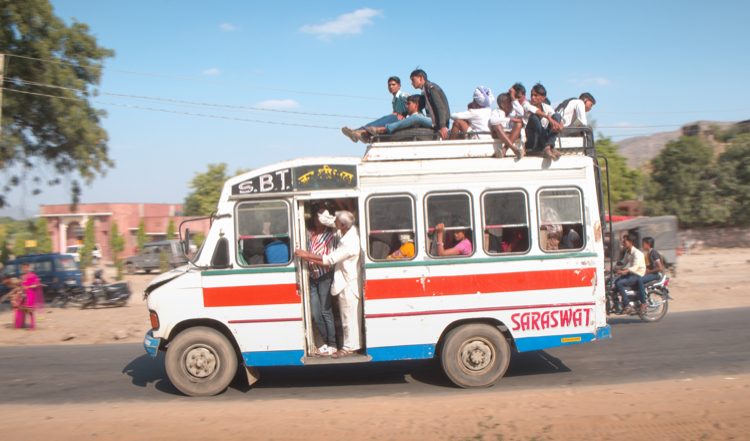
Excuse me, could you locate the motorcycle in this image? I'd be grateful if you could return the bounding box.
[605,269,672,323]
[50,279,88,308]
[80,270,132,309]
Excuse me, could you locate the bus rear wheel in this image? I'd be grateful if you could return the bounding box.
[165,326,238,397]
[440,323,510,388]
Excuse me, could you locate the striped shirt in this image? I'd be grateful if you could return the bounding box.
[308,229,337,280]
[392,90,409,116]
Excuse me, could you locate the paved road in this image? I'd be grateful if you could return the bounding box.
[1,307,748,403]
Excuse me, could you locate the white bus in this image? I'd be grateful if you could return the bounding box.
[144,132,611,396]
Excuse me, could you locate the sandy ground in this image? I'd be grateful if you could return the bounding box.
[1,249,749,440]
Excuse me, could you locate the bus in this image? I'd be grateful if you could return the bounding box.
[143,131,611,396]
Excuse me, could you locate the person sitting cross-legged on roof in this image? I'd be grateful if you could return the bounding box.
[489,92,525,157]
[523,83,564,159]
[449,86,494,140]
[342,76,409,144]
[363,95,430,139]
[555,92,596,127]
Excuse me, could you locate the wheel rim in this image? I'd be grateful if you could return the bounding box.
[182,344,219,380]
[457,337,495,375]
[646,293,666,314]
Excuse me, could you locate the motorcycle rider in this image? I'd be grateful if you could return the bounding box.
[636,237,663,313]
[615,234,646,314]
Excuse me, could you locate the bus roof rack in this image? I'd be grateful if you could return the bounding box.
[363,127,596,162]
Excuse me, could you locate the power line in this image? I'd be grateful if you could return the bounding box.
[5,77,378,120]
[596,109,750,115]
[4,88,339,130]
[3,53,389,101]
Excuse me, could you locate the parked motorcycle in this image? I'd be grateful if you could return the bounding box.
[50,280,88,308]
[605,270,672,322]
[80,270,132,309]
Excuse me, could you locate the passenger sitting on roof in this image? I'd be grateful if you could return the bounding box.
[410,69,451,140]
[523,83,564,160]
[363,95,430,139]
[342,76,409,144]
[555,93,596,127]
[448,86,494,140]
[433,223,472,256]
[489,93,524,158]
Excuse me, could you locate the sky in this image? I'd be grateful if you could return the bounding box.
[3,0,750,218]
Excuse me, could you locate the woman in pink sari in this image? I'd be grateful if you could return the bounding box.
[15,263,45,329]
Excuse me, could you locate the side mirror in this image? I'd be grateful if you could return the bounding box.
[184,228,191,256]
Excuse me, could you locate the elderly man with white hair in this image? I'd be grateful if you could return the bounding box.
[295,210,362,359]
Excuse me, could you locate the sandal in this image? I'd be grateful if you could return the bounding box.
[315,345,333,356]
[542,147,555,159]
[331,349,353,359]
[341,127,359,143]
[364,126,380,138]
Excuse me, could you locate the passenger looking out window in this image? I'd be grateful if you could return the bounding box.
[236,201,290,266]
[538,189,585,252]
[366,195,416,261]
[426,193,473,257]
[482,191,530,254]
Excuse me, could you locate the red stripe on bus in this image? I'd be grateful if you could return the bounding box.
[364,268,596,300]
[365,301,596,319]
[228,317,302,324]
[203,284,299,307]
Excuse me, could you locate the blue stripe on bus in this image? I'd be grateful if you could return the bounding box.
[367,344,435,361]
[242,350,305,366]
[514,332,597,352]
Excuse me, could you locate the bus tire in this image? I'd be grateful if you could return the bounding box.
[440,323,510,388]
[165,326,238,397]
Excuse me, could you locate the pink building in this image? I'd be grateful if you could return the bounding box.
[38,203,210,261]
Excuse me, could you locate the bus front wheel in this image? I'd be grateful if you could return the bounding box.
[440,324,510,388]
[165,326,238,397]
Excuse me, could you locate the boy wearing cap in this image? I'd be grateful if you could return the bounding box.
[448,86,494,140]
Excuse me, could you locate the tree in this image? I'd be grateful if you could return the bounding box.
[80,217,96,272]
[715,134,750,226]
[136,219,149,252]
[595,137,643,212]
[643,136,729,227]
[192,232,205,249]
[110,219,125,280]
[0,0,115,207]
[166,218,176,240]
[12,234,25,257]
[35,217,53,253]
[0,238,10,263]
[184,164,250,216]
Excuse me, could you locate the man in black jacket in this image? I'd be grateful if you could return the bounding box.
[409,69,450,139]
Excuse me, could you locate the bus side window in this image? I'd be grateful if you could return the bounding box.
[538,188,585,252]
[425,192,474,257]
[236,201,291,266]
[366,195,416,261]
[482,191,530,254]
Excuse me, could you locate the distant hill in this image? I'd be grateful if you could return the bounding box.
[614,121,735,169]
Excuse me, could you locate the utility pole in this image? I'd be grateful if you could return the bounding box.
[0,53,4,138]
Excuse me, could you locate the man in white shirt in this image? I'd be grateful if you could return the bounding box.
[449,86,494,140]
[555,93,596,127]
[523,83,564,159]
[615,234,646,314]
[489,92,524,157]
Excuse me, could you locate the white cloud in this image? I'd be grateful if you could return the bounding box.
[567,76,610,86]
[203,68,220,75]
[220,23,239,31]
[300,8,383,41]
[254,99,300,110]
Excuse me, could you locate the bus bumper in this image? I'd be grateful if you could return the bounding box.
[596,324,611,340]
[143,331,160,358]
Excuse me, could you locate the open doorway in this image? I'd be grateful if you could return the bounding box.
[295,197,367,362]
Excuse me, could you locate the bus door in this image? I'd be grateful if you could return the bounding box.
[294,199,315,356]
